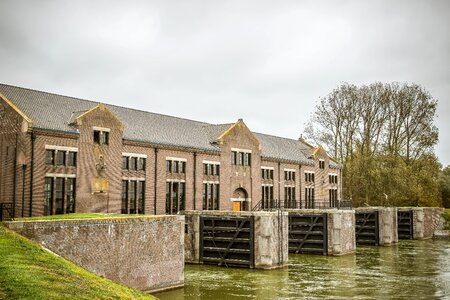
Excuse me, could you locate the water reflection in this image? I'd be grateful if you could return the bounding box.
[155,240,450,299]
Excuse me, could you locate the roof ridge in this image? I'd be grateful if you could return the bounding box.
[0,83,101,106]
[0,83,212,126]
[253,131,313,148]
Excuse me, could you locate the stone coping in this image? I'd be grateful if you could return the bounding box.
[6,215,183,227]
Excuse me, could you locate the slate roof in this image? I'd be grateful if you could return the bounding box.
[0,83,339,167]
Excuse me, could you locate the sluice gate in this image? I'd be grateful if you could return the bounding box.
[398,210,413,240]
[200,216,255,268]
[288,213,328,255]
[355,211,379,245]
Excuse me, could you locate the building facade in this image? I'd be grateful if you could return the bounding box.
[0,84,342,218]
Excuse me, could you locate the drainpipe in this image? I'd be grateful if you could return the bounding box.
[299,164,302,209]
[21,164,26,217]
[277,161,281,203]
[154,148,158,215]
[29,132,36,217]
[12,133,18,218]
[193,152,197,210]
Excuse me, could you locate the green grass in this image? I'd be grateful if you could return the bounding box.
[0,225,155,299]
[15,213,153,221]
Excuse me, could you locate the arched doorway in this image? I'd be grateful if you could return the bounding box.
[231,188,248,211]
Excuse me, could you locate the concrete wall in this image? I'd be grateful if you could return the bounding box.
[409,207,444,240]
[355,207,398,246]
[183,210,288,269]
[327,210,356,255]
[5,216,184,292]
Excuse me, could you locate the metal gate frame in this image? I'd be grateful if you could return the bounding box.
[398,210,414,240]
[200,216,255,268]
[0,203,14,222]
[355,211,379,245]
[288,213,328,255]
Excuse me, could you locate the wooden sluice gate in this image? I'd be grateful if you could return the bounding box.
[200,216,254,268]
[288,213,328,255]
[286,209,356,256]
[355,207,398,246]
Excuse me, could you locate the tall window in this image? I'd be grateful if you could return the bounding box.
[122,156,129,169]
[284,170,295,181]
[129,181,136,214]
[68,152,77,167]
[56,151,66,166]
[55,178,65,214]
[329,174,338,184]
[203,183,219,210]
[94,129,109,145]
[166,158,186,174]
[101,131,109,145]
[130,157,138,171]
[44,177,53,216]
[319,159,325,169]
[284,186,296,208]
[66,178,76,213]
[238,152,244,165]
[45,150,55,165]
[121,180,128,214]
[203,162,220,176]
[231,150,251,166]
[261,185,274,209]
[123,154,147,172]
[305,172,315,183]
[244,153,251,166]
[262,168,274,180]
[166,181,185,214]
[93,130,101,144]
[138,181,145,214]
[121,180,145,214]
[138,158,146,171]
[231,151,237,165]
[305,187,315,208]
[329,189,338,207]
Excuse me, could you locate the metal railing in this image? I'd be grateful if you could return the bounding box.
[0,202,14,221]
[252,199,352,211]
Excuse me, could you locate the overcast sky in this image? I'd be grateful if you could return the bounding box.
[1,0,449,165]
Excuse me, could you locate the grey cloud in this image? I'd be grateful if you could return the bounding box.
[1,0,449,165]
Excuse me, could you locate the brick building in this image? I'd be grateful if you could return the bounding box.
[0,84,342,218]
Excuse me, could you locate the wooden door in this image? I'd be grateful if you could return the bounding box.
[232,201,241,212]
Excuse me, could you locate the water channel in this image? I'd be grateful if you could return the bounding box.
[155,240,450,299]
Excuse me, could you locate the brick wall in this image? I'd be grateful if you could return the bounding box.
[412,207,444,240]
[5,216,185,292]
[217,120,261,211]
[0,97,31,217]
[1,97,343,217]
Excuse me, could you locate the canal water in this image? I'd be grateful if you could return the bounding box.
[155,240,450,299]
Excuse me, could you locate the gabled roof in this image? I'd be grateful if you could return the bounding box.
[254,132,313,165]
[0,83,339,167]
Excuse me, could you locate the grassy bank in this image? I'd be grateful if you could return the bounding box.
[0,225,155,299]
